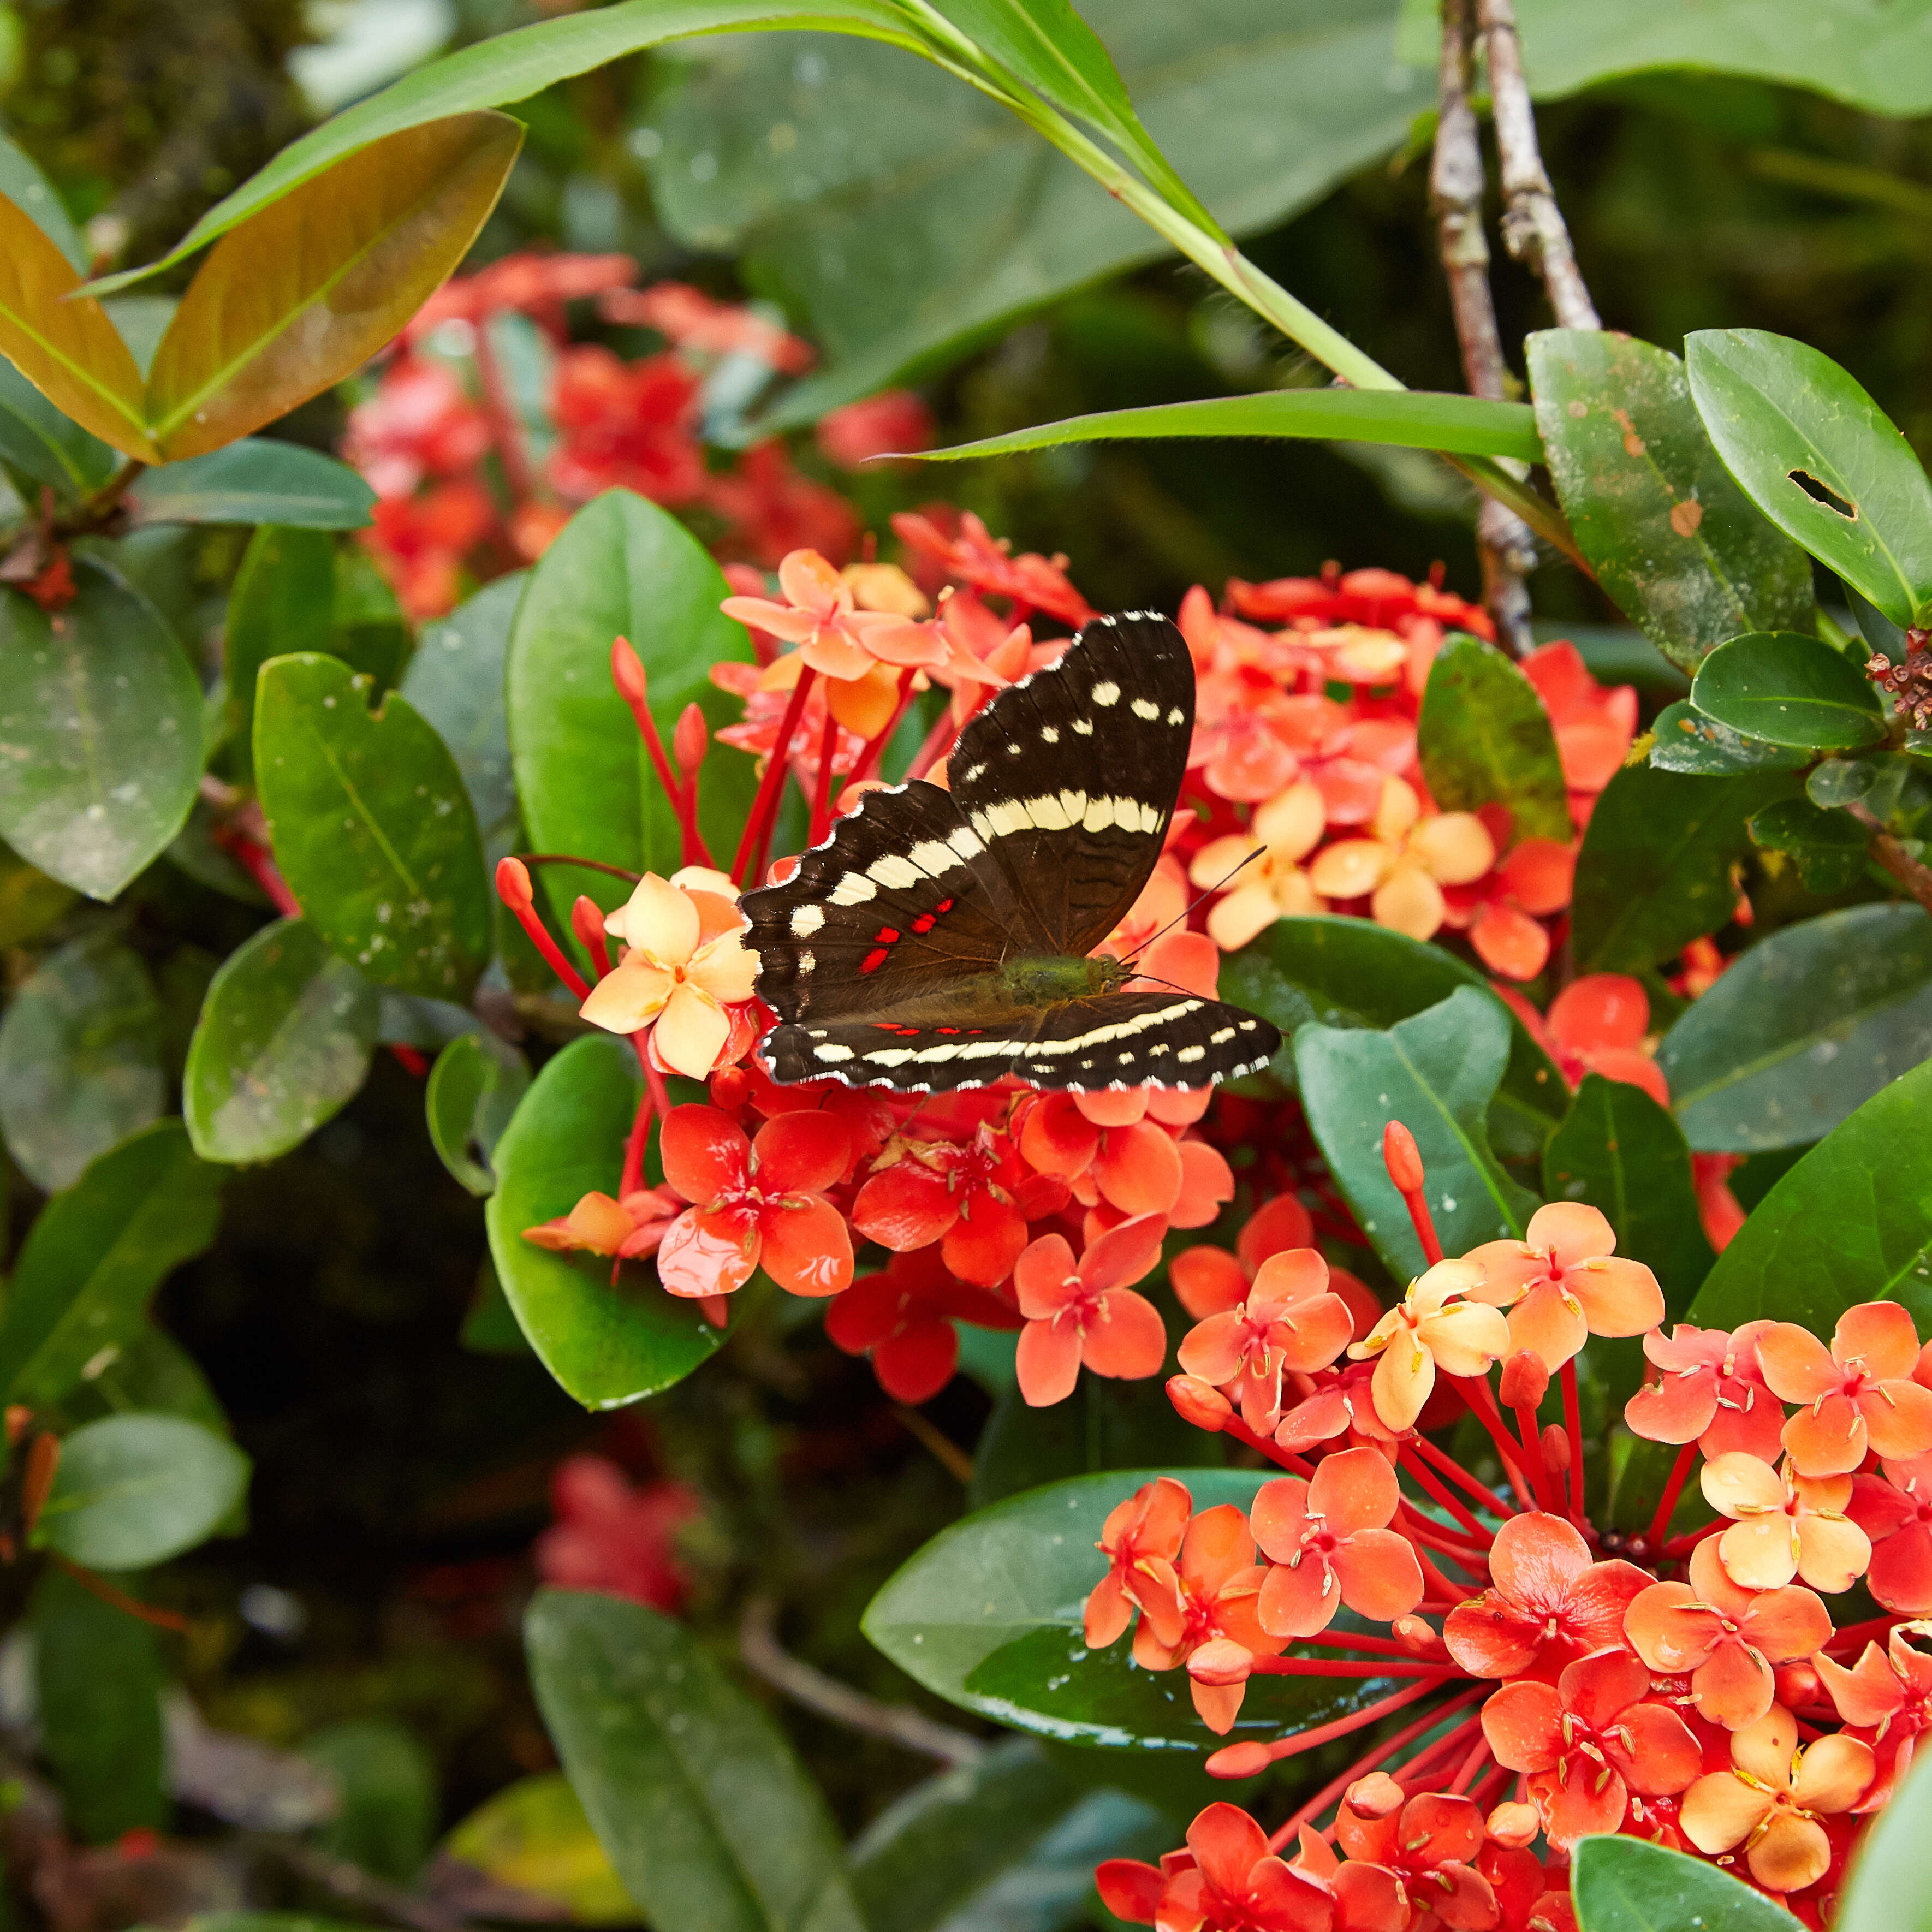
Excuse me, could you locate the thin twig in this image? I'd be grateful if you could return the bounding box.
[1478,0,1601,331]
[738,1596,985,1765]
[1850,802,1932,915]
[894,1402,976,1483]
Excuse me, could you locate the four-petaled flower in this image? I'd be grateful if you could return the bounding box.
[1464,1202,1663,1374]
[655,1105,854,1300]
[1098,1802,1335,1932]
[1624,1321,1786,1463]
[1309,1782,1496,1931]
[524,1184,681,1262]
[1085,1475,1193,1649]
[1013,1216,1169,1407]
[721,548,941,682]
[823,1247,1018,1404]
[1176,1248,1356,1436]
[1481,1648,1703,1846]
[852,1123,1060,1288]
[1754,1300,1932,1477]
[1307,775,1496,943]
[1849,1450,1932,1614]
[1190,781,1324,950]
[1348,1259,1511,1432]
[1816,1621,1932,1810]
[1699,1451,1872,1593]
[1250,1446,1424,1637]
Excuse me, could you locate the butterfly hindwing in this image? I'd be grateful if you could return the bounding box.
[949,611,1194,956]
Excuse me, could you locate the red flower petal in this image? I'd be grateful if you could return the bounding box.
[658,1104,750,1203]
[852,1162,959,1250]
[655,1204,759,1298]
[1082,1288,1167,1380]
[872,1315,959,1403]
[752,1108,851,1193]
[758,1194,853,1297]
[941,1193,1029,1288]
[1093,1120,1184,1216]
[1016,1315,1082,1406]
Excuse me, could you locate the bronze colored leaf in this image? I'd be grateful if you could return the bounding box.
[0,193,157,462]
[144,112,524,461]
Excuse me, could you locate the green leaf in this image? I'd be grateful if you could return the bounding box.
[1526,329,1811,673]
[37,1412,250,1570]
[82,1,925,295]
[254,653,491,1001]
[222,526,338,774]
[426,1030,530,1196]
[1661,904,1932,1152]
[1687,329,1932,631]
[0,135,85,271]
[1294,987,1536,1280]
[0,356,118,501]
[1570,764,1800,973]
[1542,1075,1713,1315]
[67,1319,231,1437]
[526,1589,867,1932]
[658,8,1433,427]
[441,1772,641,1926]
[1646,699,1810,776]
[0,558,203,900]
[484,1035,723,1408]
[127,440,376,528]
[0,928,164,1192]
[31,1565,167,1844]
[506,491,756,933]
[916,390,1544,465]
[0,1120,222,1407]
[1417,632,1572,843]
[1690,630,1886,751]
[400,573,525,853]
[302,1720,438,1885]
[1746,795,1869,895]
[145,114,524,460]
[849,1737,1166,1932]
[183,916,382,1164]
[1220,914,1566,1162]
[1568,1834,1794,1932]
[1835,1724,1932,1932]
[1690,1055,1932,1334]
[865,1467,1392,1750]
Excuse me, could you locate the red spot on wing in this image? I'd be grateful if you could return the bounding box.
[860,948,890,973]
[875,926,900,944]
[911,914,935,934]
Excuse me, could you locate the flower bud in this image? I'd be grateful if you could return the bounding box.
[1392,1614,1447,1660]
[1486,1801,1540,1848]
[1343,1772,1405,1820]
[610,635,648,707]
[495,855,534,911]
[1541,1423,1572,1472]
[1205,1741,1272,1780]
[3,1405,30,1447]
[674,701,708,775]
[1382,1120,1425,1193]
[1776,1662,1823,1710]
[1167,1374,1232,1432]
[1186,1637,1253,1687]
[1499,1349,1550,1411]
[570,895,607,958]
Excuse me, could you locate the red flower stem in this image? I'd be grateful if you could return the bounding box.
[1403,1536,1480,1604]
[1392,1715,1484,1790]
[1249,1657,1459,1680]
[618,1082,656,1199]
[1444,1734,1494,1795]
[1661,1517,1726,1560]
[1408,1434,1515,1520]
[498,877,592,1000]
[1559,1360,1586,1519]
[216,825,301,917]
[849,666,919,786]
[730,667,817,885]
[1265,1685,1489,1850]
[631,1027,674,1124]
[1291,1629,1424,1658]
[1511,1402,1556,1511]
[1450,1375,1541,1511]
[1644,1441,1699,1553]
[569,896,613,978]
[1221,1415,1319,1477]
[1398,1182,1444,1265]
[1255,1677,1463,1769]
[1393,1496,1490,1562]
[1467,1763,1513,1814]
[610,638,688,823]
[1397,1444,1495,1544]
[470,318,538,506]
[809,707,839,845]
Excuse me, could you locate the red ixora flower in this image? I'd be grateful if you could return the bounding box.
[655,1105,854,1301]
[1623,1319,1786,1461]
[1085,1474,1192,1649]
[1754,1300,1932,1477]
[823,1247,1019,1404]
[1099,1802,1334,1932]
[1849,1449,1932,1613]
[1817,1620,1932,1809]
[1013,1216,1168,1406]
[1176,1247,1355,1436]
[1250,1446,1424,1638]
[533,1455,698,1612]
[1311,1780,1497,1931]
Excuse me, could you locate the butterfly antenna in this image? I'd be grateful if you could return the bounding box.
[1120,846,1265,974]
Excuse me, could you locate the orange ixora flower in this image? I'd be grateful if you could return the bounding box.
[1190,781,1324,950]
[1175,1247,1354,1436]
[1347,1258,1509,1432]
[579,869,758,1078]
[1699,1451,1873,1594]
[1679,1704,1875,1892]
[1753,1300,1932,1478]
[1013,1216,1169,1408]
[1085,1475,1192,1649]
[1250,1446,1424,1638]
[1306,775,1495,942]
[721,548,942,683]
[1463,1201,1663,1374]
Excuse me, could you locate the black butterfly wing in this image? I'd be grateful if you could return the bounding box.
[949,611,1194,958]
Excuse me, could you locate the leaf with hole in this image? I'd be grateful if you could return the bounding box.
[36,1413,250,1571]
[426,1030,531,1196]
[1687,329,1932,630]
[1418,632,1572,843]
[1690,629,1886,751]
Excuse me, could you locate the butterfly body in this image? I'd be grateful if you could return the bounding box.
[740,611,1282,1094]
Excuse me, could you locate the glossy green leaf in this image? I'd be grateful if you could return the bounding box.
[485,1035,723,1408]
[1568,1834,1793,1932]
[254,653,491,1001]
[0,134,85,271]
[1690,630,1886,751]
[426,1030,530,1196]
[183,916,381,1164]
[1687,329,1932,630]
[507,491,757,933]
[1835,1723,1932,1932]
[1645,699,1810,776]
[917,390,1543,465]
[37,1412,250,1570]
[1690,1056,1932,1334]
[0,558,202,900]
[66,1319,231,1437]
[84,1,925,295]
[1221,914,1566,1162]
[0,928,164,1192]
[146,114,524,460]
[0,1120,223,1407]
[31,1565,167,1844]
[128,440,376,528]
[1295,988,1536,1281]
[866,1467,1396,1750]
[1661,904,1932,1152]
[1570,765,1800,973]
[0,188,157,459]
[0,356,119,500]
[1543,1075,1713,1316]
[303,1719,439,1885]
[401,573,525,853]
[526,1589,867,1932]
[1417,633,1572,843]
[1746,795,1869,895]
[441,1770,640,1925]
[1527,330,1811,673]
[222,526,337,776]
[849,1737,1166,1932]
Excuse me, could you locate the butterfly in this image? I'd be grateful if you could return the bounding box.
[739,611,1283,1094]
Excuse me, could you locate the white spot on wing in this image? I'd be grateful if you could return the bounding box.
[1040,726,1060,744]
[789,903,824,937]
[1091,680,1121,706]
[1167,706,1186,726]
[1072,719,1094,736]
[814,1043,854,1062]
[1130,698,1160,720]
[870,854,924,890]
[829,872,877,905]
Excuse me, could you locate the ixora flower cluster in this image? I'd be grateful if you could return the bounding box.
[1085,1130,1932,1931]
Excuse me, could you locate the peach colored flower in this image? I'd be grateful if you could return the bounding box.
[523,1185,682,1261]
[1251,1446,1423,1638]
[1176,1247,1354,1436]
[1462,1201,1663,1374]
[1190,782,1324,950]
[1347,1258,1509,1432]
[721,548,942,682]
[1679,1704,1874,1892]
[1700,1452,1872,1594]
[580,871,758,1077]
[1755,1300,1932,1478]
[1306,775,1494,942]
